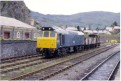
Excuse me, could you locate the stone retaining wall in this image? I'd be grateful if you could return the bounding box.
[0,40,37,59]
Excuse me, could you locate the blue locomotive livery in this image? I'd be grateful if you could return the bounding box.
[36,26,100,58]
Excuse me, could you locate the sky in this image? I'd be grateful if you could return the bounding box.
[23,0,120,15]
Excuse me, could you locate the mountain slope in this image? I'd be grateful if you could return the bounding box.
[31,11,120,29]
[0,1,32,24]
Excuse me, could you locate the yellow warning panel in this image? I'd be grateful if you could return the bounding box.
[37,37,57,48]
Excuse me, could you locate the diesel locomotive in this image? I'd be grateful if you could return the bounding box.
[36,26,100,58]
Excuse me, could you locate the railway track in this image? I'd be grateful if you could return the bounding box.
[80,51,120,80]
[10,45,117,80]
[108,61,120,80]
[36,45,117,80]
[0,56,43,69]
[0,44,116,80]
[1,53,42,63]
[1,57,52,73]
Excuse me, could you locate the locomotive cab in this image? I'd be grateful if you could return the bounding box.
[36,27,58,57]
[37,27,57,49]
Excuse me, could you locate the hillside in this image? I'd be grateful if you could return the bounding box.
[31,11,120,29]
[0,1,32,25]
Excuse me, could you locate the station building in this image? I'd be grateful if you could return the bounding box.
[0,16,39,41]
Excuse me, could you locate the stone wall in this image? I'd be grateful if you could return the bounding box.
[0,40,37,59]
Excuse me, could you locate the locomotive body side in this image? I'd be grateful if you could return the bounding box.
[57,32,85,48]
[36,26,100,58]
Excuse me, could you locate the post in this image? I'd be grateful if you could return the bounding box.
[0,26,3,39]
[12,27,15,40]
[31,29,33,40]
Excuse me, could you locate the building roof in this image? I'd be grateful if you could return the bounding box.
[0,16,36,29]
[106,27,113,31]
[84,30,93,34]
[113,26,120,29]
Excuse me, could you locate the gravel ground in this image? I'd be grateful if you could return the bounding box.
[47,45,120,80]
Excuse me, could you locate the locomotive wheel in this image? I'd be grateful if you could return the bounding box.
[82,46,84,51]
[56,49,62,57]
[74,46,79,53]
[62,48,67,55]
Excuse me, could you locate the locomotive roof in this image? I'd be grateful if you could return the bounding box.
[66,27,84,35]
[41,26,68,34]
[41,26,84,35]
[66,27,78,31]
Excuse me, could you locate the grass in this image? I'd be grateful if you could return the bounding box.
[99,34,120,37]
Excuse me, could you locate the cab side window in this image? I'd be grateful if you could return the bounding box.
[50,31,55,37]
[39,32,42,37]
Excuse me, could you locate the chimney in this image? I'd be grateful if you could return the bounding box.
[30,19,35,26]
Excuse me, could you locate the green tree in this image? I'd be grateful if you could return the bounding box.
[76,26,80,31]
[96,27,99,30]
[111,21,118,27]
[84,27,86,30]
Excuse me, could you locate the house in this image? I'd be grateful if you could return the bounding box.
[0,16,39,40]
[112,26,120,34]
[97,30,111,34]
[106,27,113,31]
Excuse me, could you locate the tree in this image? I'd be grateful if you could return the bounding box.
[96,27,99,30]
[84,27,86,30]
[111,21,118,27]
[76,26,80,31]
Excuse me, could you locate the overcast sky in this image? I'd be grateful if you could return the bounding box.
[24,0,120,15]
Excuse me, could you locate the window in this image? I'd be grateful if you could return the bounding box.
[44,31,49,37]
[50,31,55,37]
[25,32,29,39]
[34,33,37,38]
[4,31,10,39]
[39,32,42,37]
[17,32,20,38]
